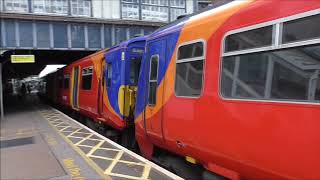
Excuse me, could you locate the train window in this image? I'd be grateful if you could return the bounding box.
[225,26,273,53]
[175,41,205,97]
[130,57,141,85]
[107,63,112,87]
[64,74,70,89]
[148,55,159,105]
[178,42,203,59]
[282,14,320,44]
[221,44,320,103]
[82,67,93,90]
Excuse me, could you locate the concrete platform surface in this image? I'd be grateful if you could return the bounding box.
[0,95,182,180]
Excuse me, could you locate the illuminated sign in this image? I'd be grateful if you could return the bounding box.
[11,55,35,63]
[131,48,144,54]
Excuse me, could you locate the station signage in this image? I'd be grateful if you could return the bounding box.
[11,55,35,63]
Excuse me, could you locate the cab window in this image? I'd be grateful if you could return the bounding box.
[129,57,142,85]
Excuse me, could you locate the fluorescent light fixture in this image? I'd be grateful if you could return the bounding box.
[38,65,66,78]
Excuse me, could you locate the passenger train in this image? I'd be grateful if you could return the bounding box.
[42,0,320,179]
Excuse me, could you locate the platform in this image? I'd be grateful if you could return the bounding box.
[0,95,182,180]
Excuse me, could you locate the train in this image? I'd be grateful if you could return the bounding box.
[41,0,320,179]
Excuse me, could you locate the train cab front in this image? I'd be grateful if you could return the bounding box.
[120,43,145,125]
[101,36,147,148]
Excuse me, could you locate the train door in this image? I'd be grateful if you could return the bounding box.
[144,39,166,141]
[71,66,80,109]
[98,59,105,115]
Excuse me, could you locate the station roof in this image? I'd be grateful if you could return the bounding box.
[0,50,95,80]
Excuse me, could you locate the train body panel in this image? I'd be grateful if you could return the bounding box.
[135,0,320,179]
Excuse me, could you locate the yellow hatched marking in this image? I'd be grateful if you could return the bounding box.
[56,125,70,129]
[46,122,110,180]
[50,119,62,123]
[141,164,152,179]
[59,126,71,132]
[98,147,120,151]
[89,154,145,166]
[74,134,94,146]
[109,173,146,180]
[88,154,114,161]
[68,134,91,139]
[86,140,105,156]
[66,128,83,137]
[88,138,103,141]
[104,150,124,174]
[53,122,65,127]
[77,144,95,148]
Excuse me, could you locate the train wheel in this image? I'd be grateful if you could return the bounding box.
[159,155,202,180]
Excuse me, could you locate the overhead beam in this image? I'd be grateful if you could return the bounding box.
[0,12,165,27]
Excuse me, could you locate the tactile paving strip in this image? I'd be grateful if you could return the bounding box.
[39,108,181,180]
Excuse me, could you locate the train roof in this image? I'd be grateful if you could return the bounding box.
[107,36,147,53]
[147,0,239,39]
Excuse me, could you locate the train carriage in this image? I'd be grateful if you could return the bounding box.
[43,37,146,147]
[135,0,320,179]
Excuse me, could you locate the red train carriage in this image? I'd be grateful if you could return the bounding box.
[46,37,146,147]
[55,50,106,122]
[135,0,320,179]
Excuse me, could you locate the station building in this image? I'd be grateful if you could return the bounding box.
[0,0,196,51]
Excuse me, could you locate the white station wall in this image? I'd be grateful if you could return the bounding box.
[92,0,120,19]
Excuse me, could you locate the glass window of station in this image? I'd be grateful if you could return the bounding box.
[221,13,320,104]
[3,0,29,12]
[32,0,68,15]
[2,0,91,16]
[121,0,186,22]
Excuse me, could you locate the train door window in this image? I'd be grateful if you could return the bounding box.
[64,74,70,89]
[148,55,159,105]
[175,41,205,97]
[82,67,93,90]
[130,57,142,85]
[107,63,112,87]
[282,14,320,44]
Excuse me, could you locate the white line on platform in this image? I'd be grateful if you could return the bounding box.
[52,108,183,180]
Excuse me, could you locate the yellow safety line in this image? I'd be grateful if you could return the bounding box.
[104,150,124,174]
[42,112,111,180]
